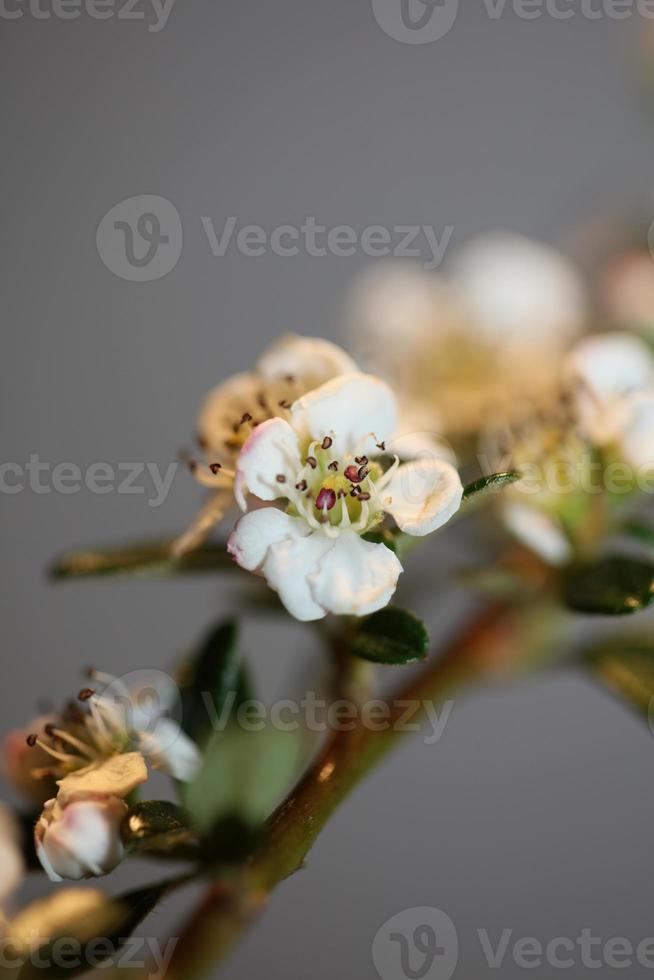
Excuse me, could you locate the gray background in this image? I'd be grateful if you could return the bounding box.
[3,2,654,977]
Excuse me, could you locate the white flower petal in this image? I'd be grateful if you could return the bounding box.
[234,417,300,509]
[565,333,654,445]
[257,334,357,386]
[384,459,463,536]
[449,232,586,346]
[228,507,311,572]
[503,502,572,566]
[620,393,654,471]
[36,796,126,881]
[263,528,336,621]
[290,372,398,457]
[56,753,148,802]
[307,531,403,617]
[566,333,654,401]
[137,719,201,782]
[348,262,460,355]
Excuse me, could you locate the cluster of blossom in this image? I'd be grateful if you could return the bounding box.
[1,228,653,916]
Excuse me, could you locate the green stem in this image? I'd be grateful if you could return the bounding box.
[162,601,521,979]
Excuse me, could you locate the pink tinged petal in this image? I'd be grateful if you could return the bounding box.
[228,508,311,572]
[620,393,654,471]
[256,334,357,386]
[263,530,336,621]
[234,417,301,510]
[307,531,403,617]
[384,460,463,537]
[290,372,399,457]
[503,503,572,567]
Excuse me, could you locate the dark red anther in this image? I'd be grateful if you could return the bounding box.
[306,456,318,469]
[355,456,368,466]
[376,441,386,451]
[357,466,370,481]
[328,461,339,471]
[209,462,222,474]
[78,688,95,702]
[26,733,38,747]
[321,436,333,450]
[316,487,337,511]
[344,465,363,483]
[358,492,371,502]
[278,400,291,409]
[295,480,308,491]
[276,474,286,484]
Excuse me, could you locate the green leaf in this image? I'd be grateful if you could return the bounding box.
[462,471,521,502]
[49,539,233,580]
[178,619,251,745]
[584,638,654,717]
[186,726,302,833]
[564,557,654,615]
[15,880,174,979]
[349,607,429,665]
[122,801,200,859]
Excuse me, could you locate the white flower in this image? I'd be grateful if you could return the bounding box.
[173,334,357,555]
[448,232,587,347]
[502,502,572,567]
[24,669,200,793]
[35,793,127,882]
[228,372,463,621]
[347,236,586,437]
[564,332,654,470]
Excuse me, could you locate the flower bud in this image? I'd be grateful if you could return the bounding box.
[35,793,127,882]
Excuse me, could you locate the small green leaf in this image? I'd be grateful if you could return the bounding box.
[186,726,302,833]
[462,471,521,502]
[349,607,429,665]
[178,619,251,745]
[564,557,654,615]
[49,539,233,580]
[584,638,654,717]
